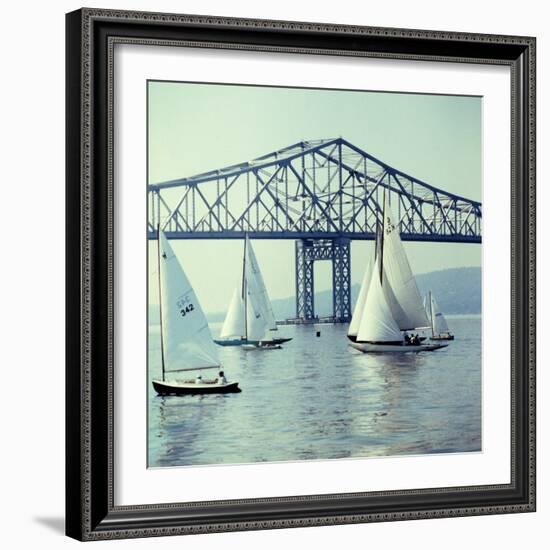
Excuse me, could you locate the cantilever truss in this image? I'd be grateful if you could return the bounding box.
[148,137,482,243]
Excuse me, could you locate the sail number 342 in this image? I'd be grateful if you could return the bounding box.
[180,304,195,317]
[176,295,195,317]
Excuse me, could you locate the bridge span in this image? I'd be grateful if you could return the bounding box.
[148,137,482,322]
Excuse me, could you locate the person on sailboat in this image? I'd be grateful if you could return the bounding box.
[195,374,204,385]
[217,371,227,385]
[404,332,420,346]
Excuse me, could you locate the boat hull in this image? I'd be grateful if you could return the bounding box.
[271,337,292,344]
[215,337,292,346]
[214,338,252,346]
[349,341,448,353]
[348,334,427,343]
[242,343,282,350]
[152,380,241,395]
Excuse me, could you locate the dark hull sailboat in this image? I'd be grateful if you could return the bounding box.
[153,229,241,396]
[153,380,241,395]
[214,336,292,346]
[217,235,291,348]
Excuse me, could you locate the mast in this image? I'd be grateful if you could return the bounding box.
[379,187,386,284]
[157,226,166,382]
[429,290,434,337]
[242,233,248,341]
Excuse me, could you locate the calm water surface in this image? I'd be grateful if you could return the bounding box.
[148,316,481,467]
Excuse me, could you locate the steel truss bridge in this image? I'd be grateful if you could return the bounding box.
[148,138,482,323]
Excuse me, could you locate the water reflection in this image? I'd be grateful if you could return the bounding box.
[148,318,481,467]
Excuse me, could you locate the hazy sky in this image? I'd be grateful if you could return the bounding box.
[148,81,481,314]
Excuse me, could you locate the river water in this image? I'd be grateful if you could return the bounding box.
[148,316,481,467]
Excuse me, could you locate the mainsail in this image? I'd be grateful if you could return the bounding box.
[348,257,372,338]
[356,258,403,343]
[245,279,269,341]
[244,236,277,331]
[381,195,430,330]
[219,287,245,339]
[423,294,430,320]
[430,293,450,335]
[158,231,220,372]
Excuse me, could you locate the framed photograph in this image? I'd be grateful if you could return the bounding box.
[65,8,536,541]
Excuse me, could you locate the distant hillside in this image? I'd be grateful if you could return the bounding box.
[416,267,481,315]
[149,267,481,323]
[271,266,481,319]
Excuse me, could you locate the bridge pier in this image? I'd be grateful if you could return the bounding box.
[295,238,351,323]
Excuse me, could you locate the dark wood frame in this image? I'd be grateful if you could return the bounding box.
[66,8,536,541]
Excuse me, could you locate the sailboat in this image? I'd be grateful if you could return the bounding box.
[215,235,292,348]
[349,194,448,353]
[426,291,455,340]
[152,230,241,395]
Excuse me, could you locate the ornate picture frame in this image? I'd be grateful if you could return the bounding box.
[65,8,536,541]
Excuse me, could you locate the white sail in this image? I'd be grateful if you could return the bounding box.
[158,231,220,371]
[348,257,373,337]
[431,294,450,335]
[381,195,430,330]
[245,278,269,340]
[220,287,245,339]
[356,260,403,343]
[245,236,277,331]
